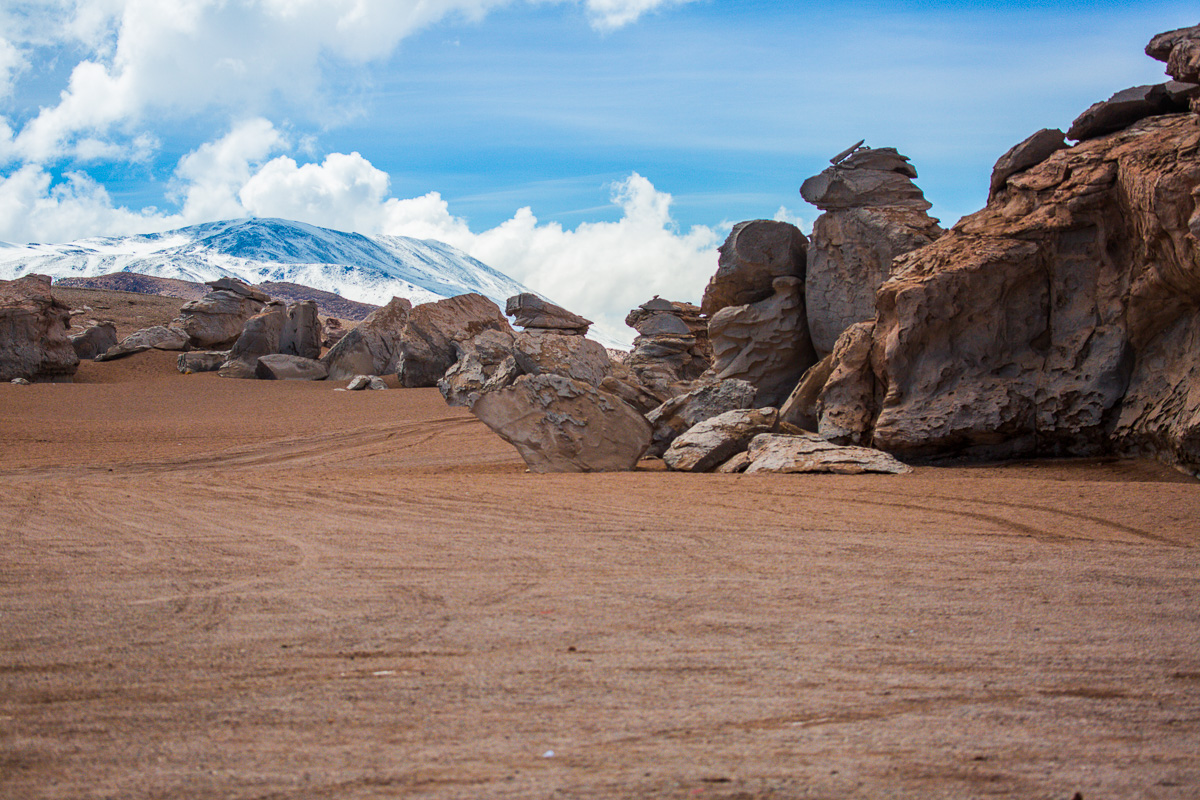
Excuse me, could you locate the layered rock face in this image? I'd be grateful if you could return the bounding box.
[801,147,943,356]
[821,114,1200,467]
[0,274,79,382]
[623,297,711,396]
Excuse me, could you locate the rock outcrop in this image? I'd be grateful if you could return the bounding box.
[700,220,807,317]
[989,129,1068,200]
[321,297,413,381]
[703,276,816,406]
[644,378,757,457]
[471,373,651,472]
[97,325,190,360]
[1148,24,1200,91]
[506,294,591,335]
[280,301,322,360]
[438,329,521,408]
[801,146,943,356]
[1067,84,1179,141]
[812,113,1200,469]
[69,320,118,360]
[178,279,267,349]
[623,297,711,396]
[0,275,79,382]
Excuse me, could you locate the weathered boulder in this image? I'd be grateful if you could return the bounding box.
[178,289,265,349]
[204,277,270,302]
[397,294,512,388]
[280,301,321,360]
[0,275,79,382]
[1067,84,1176,141]
[219,304,287,379]
[178,351,229,373]
[97,325,190,360]
[802,146,943,356]
[438,329,520,408]
[700,220,807,316]
[69,320,118,360]
[471,373,651,472]
[816,321,879,445]
[644,378,757,457]
[321,317,348,348]
[663,407,779,473]
[816,114,1200,469]
[742,433,911,475]
[989,128,1069,200]
[703,276,816,406]
[778,356,834,432]
[505,294,591,335]
[321,297,413,381]
[624,298,712,396]
[1147,24,1200,62]
[255,354,328,381]
[510,330,611,387]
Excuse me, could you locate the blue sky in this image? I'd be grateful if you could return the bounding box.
[0,0,1193,329]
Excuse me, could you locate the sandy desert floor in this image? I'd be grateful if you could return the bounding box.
[2,291,1199,799]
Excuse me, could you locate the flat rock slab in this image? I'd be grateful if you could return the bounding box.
[98,325,190,361]
[471,373,650,472]
[1067,84,1174,141]
[178,351,229,373]
[743,433,911,475]
[255,354,328,381]
[663,407,779,473]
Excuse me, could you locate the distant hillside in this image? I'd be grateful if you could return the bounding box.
[55,273,381,321]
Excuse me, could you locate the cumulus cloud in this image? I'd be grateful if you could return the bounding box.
[3,0,696,164]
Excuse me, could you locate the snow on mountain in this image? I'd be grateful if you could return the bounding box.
[0,218,631,348]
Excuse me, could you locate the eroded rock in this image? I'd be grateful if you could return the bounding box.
[700,220,807,317]
[280,301,322,360]
[0,275,78,382]
[97,325,190,360]
[397,294,511,388]
[255,354,328,381]
[321,297,413,381]
[179,288,265,349]
[506,294,591,335]
[644,378,757,457]
[743,433,911,475]
[69,320,118,360]
[663,407,779,473]
[178,351,229,373]
[219,304,287,379]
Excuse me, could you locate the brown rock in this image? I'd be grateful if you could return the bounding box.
[700,221,807,317]
[255,354,328,381]
[321,297,413,381]
[989,129,1069,200]
[505,294,591,334]
[397,294,512,388]
[624,298,711,396]
[510,330,611,388]
[179,289,266,349]
[471,373,651,473]
[0,275,79,382]
[663,407,779,473]
[438,329,520,408]
[1067,84,1174,141]
[800,147,931,211]
[704,276,817,406]
[280,301,321,360]
[644,378,757,457]
[816,322,879,445]
[219,304,287,379]
[1146,24,1200,62]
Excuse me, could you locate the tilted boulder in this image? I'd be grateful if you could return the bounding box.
[663,407,781,473]
[505,293,591,335]
[321,297,413,381]
[204,277,270,302]
[1067,84,1177,141]
[471,373,651,473]
[702,276,816,406]
[178,351,229,373]
[396,294,512,388]
[0,274,79,382]
[624,297,711,396]
[219,304,287,379]
[815,114,1200,469]
[989,128,1068,200]
[69,320,118,360]
[178,289,266,349]
[802,146,943,355]
[280,301,322,360]
[97,325,190,360]
[644,378,757,457]
[743,433,911,475]
[700,220,807,317]
[815,321,879,445]
[255,354,328,381]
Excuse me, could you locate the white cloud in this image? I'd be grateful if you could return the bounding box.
[171,117,287,222]
[239,151,392,233]
[584,0,696,31]
[0,37,24,99]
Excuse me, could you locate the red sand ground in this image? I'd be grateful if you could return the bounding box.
[2,294,1199,799]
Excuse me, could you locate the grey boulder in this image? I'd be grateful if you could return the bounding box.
[219,304,287,378]
[663,407,780,473]
[255,354,328,381]
[321,297,413,381]
[0,274,78,382]
[97,325,190,360]
[69,320,118,360]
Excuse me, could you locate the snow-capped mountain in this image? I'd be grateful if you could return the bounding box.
[0,218,527,310]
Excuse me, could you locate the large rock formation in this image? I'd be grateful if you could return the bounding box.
[702,276,816,406]
[0,275,79,382]
[396,294,512,388]
[814,112,1200,469]
[801,146,943,356]
[700,220,807,317]
[321,297,413,381]
[178,279,267,349]
[219,304,287,379]
[471,373,651,472]
[623,297,711,396]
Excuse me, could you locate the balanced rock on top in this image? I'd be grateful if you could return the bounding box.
[506,293,591,335]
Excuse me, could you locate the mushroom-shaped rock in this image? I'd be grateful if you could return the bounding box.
[505,293,591,334]
[0,274,79,382]
[800,148,930,211]
[471,373,651,472]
